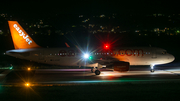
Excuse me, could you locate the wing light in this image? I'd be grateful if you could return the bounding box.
[83,53,89,59]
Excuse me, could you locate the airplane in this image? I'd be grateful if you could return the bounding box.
[6,21,175,75]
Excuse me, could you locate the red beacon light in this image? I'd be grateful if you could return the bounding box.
[104,44,110,49]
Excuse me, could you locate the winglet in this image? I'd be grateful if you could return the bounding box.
[65,42,70,47]
[8,21,40,49]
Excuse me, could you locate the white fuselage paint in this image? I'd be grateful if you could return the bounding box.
[6,47,175,67]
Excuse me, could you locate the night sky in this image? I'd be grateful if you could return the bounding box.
[1,0,179,18]
[0,0,179,48]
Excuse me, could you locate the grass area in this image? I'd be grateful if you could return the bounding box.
[0,82,180,101]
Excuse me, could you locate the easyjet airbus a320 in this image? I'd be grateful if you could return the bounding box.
[6,21,175,75]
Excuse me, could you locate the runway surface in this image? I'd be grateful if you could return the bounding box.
[1,66,180,85]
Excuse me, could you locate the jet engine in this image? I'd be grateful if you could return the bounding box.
[113,62,130,72]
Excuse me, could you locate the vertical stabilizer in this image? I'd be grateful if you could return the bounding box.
[8,21,40,49]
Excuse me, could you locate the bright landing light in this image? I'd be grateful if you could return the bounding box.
[25,83,30,87]
[84,53,89,59]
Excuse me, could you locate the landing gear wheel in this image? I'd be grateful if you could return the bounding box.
[150,69,155,72]
[95,70,101,75]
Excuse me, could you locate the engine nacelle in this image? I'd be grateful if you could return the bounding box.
[113,62,130,72]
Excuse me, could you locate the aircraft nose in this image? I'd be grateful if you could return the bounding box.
[168,54,175,62]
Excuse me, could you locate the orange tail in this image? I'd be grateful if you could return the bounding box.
[8,21,40,49]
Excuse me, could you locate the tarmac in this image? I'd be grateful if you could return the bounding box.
[1,66,180,86]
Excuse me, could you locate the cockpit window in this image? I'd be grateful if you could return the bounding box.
[162,51,167,54]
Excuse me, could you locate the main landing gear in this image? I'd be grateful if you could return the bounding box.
[150,64,155,73]
[95,70,101,75]
[91,67,95,73]
[91,67,101,75]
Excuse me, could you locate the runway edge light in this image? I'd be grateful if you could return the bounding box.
[25,83,30,87]
[28,67,31,71]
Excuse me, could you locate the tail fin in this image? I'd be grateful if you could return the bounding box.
[8,21,40,49]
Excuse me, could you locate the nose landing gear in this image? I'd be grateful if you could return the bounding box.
[150,64,155,72]
[150,69,155,72]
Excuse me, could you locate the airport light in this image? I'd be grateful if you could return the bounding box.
[25,83,30,87]
[28,67,31,71]
[10,67,13,70]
